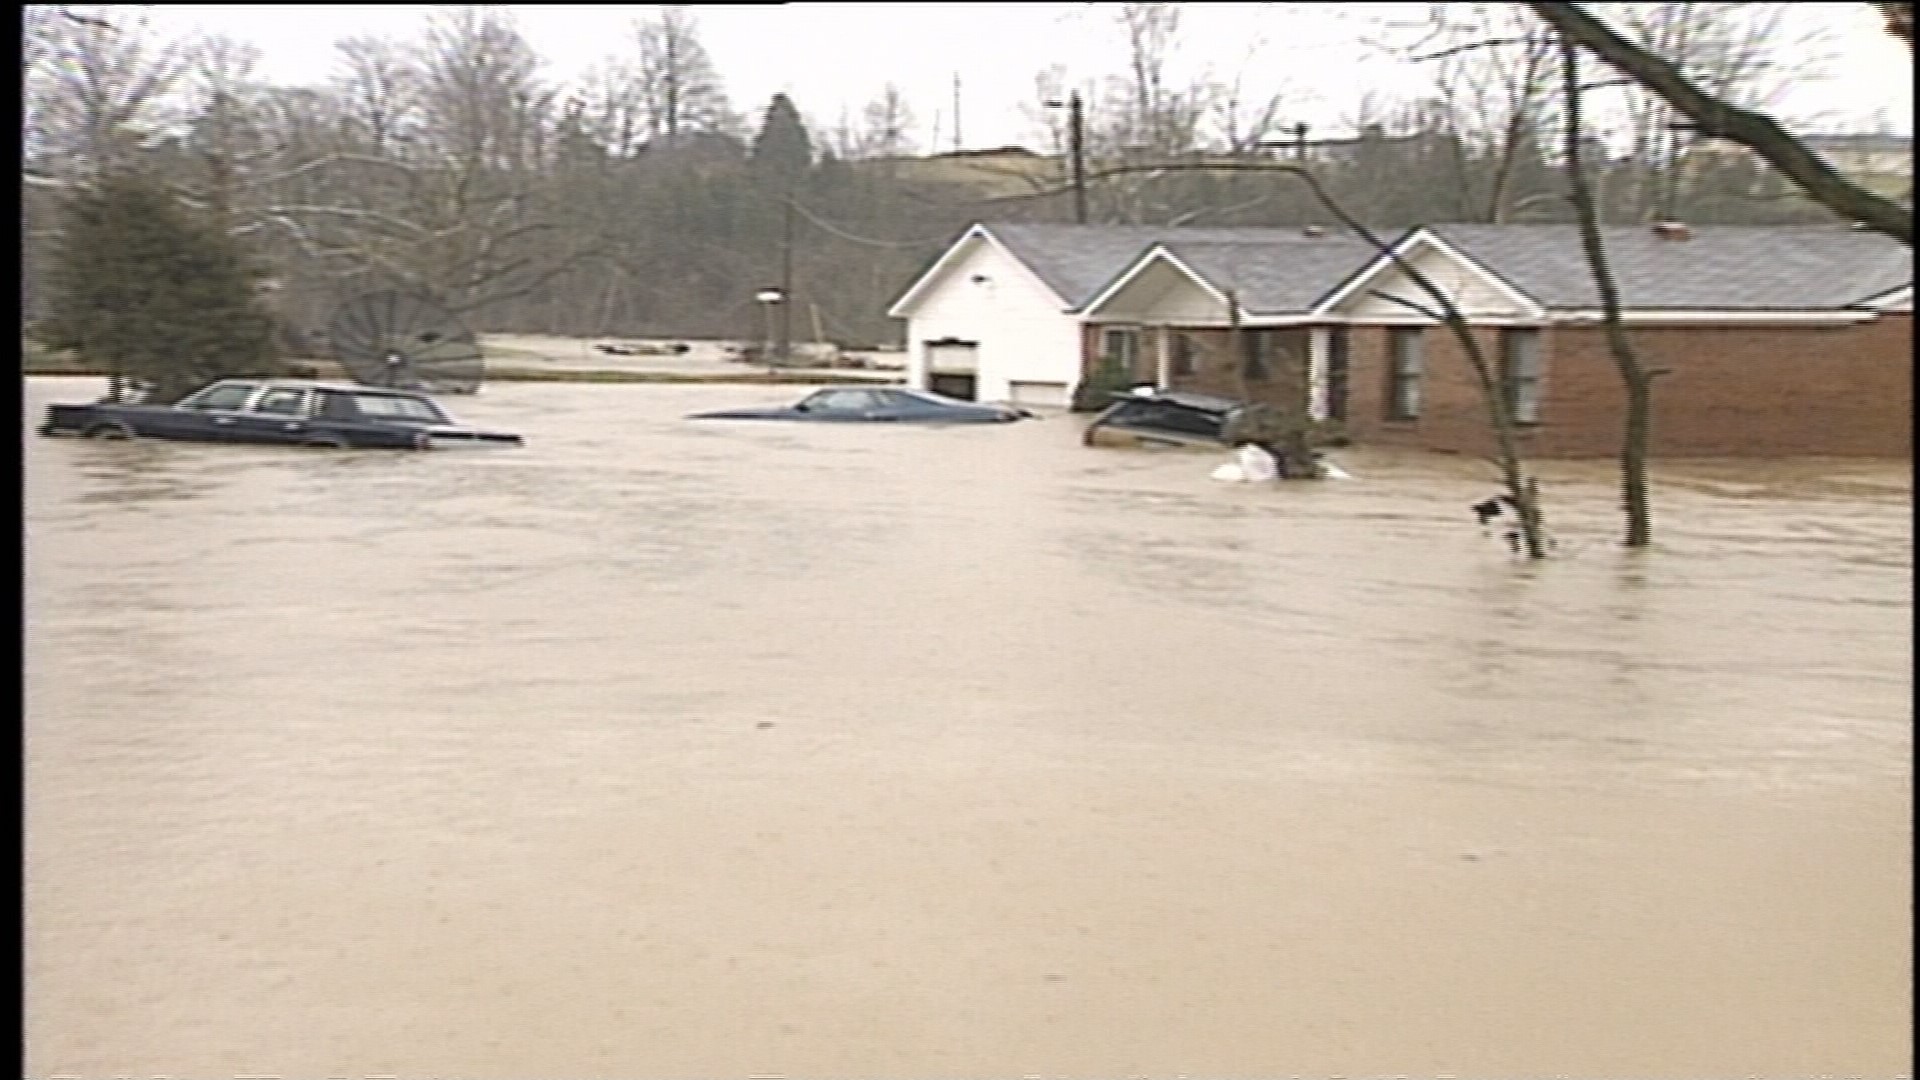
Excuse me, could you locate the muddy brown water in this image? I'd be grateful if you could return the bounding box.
[23,377,1912,1076]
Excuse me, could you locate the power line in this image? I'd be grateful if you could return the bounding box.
[783,196,955,249]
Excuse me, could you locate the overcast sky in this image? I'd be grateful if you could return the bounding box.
[137,3,1914,150]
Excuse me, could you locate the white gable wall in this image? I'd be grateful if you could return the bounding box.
[1339,244,1534,321]
[901,236,1083,404]
[1086,258,1231,324]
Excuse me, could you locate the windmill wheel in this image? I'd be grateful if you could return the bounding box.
[327,289,484,394]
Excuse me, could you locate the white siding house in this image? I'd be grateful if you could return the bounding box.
[886,225,1084,409]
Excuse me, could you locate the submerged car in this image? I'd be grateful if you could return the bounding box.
[37,378,524,450]
[1081,388,1246,447]
[688,386,1030,423]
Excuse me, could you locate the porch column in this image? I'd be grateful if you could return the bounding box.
[1155,326,1173,389]
[1307,326,1330,422]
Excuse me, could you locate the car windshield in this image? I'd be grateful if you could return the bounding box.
[352,393,450,423]
[178,383,259,411]
[802,389,882,412]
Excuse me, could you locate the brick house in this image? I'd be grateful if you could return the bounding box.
[1076,222,1912,457]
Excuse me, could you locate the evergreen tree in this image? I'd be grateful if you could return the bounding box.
[750,93,813,186]
[40,171,277,403]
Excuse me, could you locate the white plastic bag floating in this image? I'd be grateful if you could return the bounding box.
[1237,442,1279,482]
[1211,442,1278,483]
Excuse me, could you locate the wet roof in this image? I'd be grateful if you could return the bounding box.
[1423,224,1912,311]
[1155,235,1381,314]
[984,223,1360,310]
[957,220,1911,316]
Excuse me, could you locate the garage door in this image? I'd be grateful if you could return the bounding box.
[926,341,978,373]
[1008,380,1070,409]
[929,372,978,400]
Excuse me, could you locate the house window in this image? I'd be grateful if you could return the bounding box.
[1101,327,1141,376]
[1386,327,1424,421]
[1500,328,1544,425]
[1327,327,1350,422]
[1241,329,1272,382]
[1171,332,1196,377]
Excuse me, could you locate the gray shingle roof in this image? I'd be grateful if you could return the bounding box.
[1158,235,1381,314]
[985,223,1355,310]
[1427,223,1912,311]
[971,220,1910,316]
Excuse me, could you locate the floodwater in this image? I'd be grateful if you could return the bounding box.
[23,377,1912,1076]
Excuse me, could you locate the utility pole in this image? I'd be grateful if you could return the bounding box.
[1070,91,1087,224]
[778,187,794,366]
[1048,90,1088,224]
[952,72,962,153]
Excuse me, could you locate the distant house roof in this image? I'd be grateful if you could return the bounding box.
[1801,133,1913,156]
[1425,224,1913,311]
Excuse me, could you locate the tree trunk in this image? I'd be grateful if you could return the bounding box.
[1621,373,1653,547]
[1561,32,1662,547]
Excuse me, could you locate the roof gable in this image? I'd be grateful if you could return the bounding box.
[1078,244,1230,320]
[887,225,1039,318]
[1312,227,1546,320]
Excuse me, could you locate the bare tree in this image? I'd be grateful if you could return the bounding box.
[1402,4,1563,223]
[1112,2,1210,157]
[857,83,917,159]
[1560,34,1665,547]
[633,6,735,144]
[1529,2,1910,243]
[225,8,590,323]
[414,7,551,174]
[574,56,646,159]
[23,6,184,180]
[1593,3,1810,222]
[178,34,275,224]
[1207,48,1290,157]
[331,35,421,159]
[1087,3,1220,222]
[1021,64,1074,156]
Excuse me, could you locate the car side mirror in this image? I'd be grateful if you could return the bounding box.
[794,401,810,412]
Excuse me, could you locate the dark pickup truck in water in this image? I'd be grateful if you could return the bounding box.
[38,378,524,450]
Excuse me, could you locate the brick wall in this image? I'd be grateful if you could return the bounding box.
[1340,314,1912,458]
[1339,324,1506,454]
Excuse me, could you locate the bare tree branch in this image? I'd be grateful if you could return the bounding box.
[1527,2,1910,244]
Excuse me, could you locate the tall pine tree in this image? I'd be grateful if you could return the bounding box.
[750,93,813,188]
